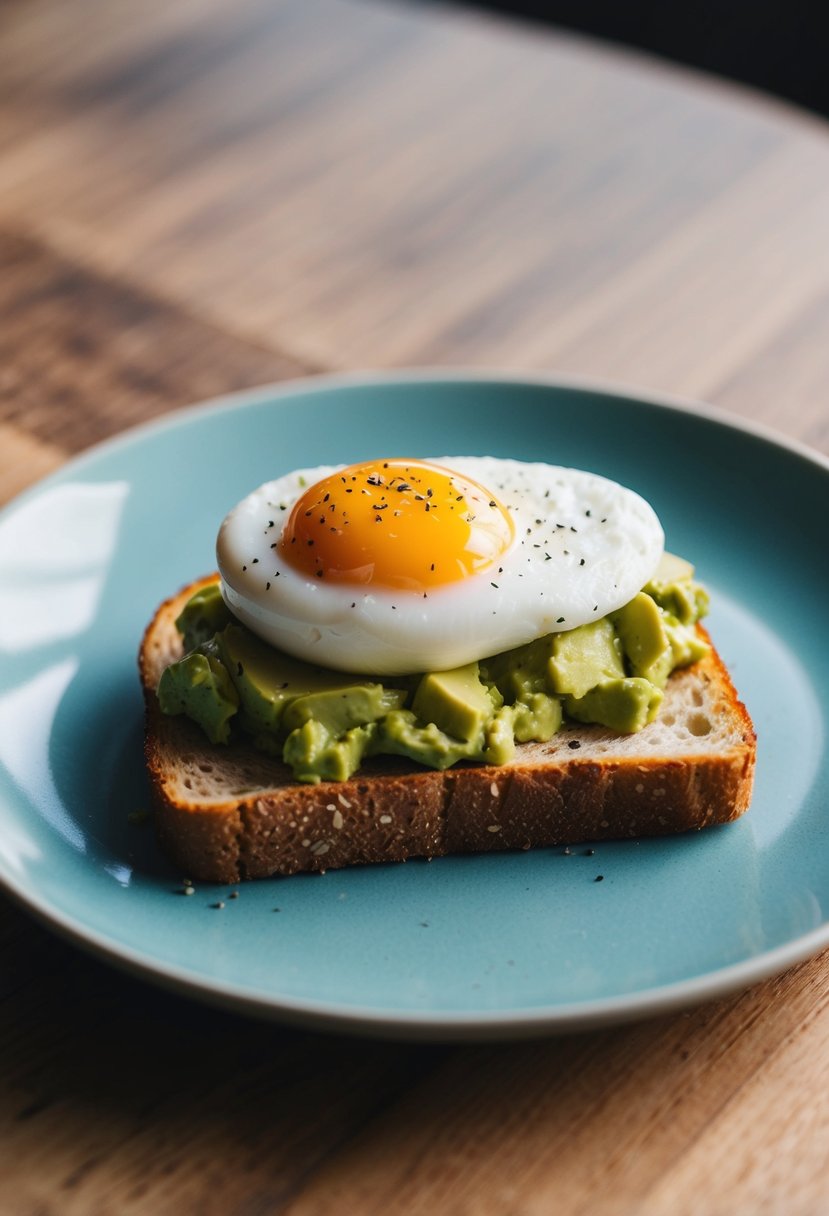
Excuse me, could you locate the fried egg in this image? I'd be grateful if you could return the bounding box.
[216,457,664,675]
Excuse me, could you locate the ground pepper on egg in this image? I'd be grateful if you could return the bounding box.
[157,458,708,784]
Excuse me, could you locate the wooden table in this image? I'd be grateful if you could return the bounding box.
[2,2,828,1211]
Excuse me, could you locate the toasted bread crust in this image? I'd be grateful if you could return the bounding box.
[140,578,756,883]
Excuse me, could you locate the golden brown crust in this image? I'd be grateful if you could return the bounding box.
[140,578,757,883]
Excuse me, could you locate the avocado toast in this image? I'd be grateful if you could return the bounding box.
[140,577,756,883]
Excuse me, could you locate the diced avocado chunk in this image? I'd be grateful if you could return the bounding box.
[175,583,233,651]
[482,634,552,702]
[566,677,662,733]
[411,662,500,743]
[510,693,562,743]
[482,705,519,763]
[282,684,406,735]
[664,619,710,669]
[645,579,709,626]
[613,592,673,688]
[283,719,378,784]
[645,552,709,626]
[378,710,482,770]
[157,649,239,744]
[549,618,625,699]
[219,623,385,736]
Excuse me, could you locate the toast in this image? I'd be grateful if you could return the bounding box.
[140,577,756,883]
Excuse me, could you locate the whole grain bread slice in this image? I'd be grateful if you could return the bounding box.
[140,577,757,883]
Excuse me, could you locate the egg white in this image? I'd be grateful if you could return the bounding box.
[216,457,664,675]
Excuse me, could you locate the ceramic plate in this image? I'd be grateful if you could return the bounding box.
[1,373,827,1040]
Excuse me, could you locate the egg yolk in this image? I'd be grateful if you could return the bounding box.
[279,459,514,591]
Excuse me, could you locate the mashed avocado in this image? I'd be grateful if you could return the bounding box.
[158,560,709,784]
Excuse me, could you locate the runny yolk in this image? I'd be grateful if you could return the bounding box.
[279,459,514,591]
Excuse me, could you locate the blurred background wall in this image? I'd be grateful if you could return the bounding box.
[417,0,827,118]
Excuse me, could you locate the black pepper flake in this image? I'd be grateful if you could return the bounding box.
[396,482,411,493]
[579,558,585,567]
[242,564,247,571]
[351,602,356,608]
[594,875,604,883]
[585,509,592,517]
[601,517,607,523]
[491,501,499,508]
[567,739,581,750]
[270,542,277,549]
[266,581,271,590]
[267,520,274,528]
[556,616,565,623]
[593,604,598,612]
[252,557,259,564]
[491,582,499,588]
[430,563,435,571]
[545,553,552,561]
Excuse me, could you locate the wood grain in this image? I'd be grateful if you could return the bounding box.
[0,423,64,506]
[1,0,828,1213]
[2,0,829,450]
[0,231,312,456]
[281,953,829,1216]
[0,901,450,1215]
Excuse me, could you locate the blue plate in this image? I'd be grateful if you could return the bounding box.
[0,373,827,1040]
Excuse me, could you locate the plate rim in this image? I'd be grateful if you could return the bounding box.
[1,368,827,1040]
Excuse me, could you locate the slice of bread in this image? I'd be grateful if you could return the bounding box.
[140,577,756,883]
